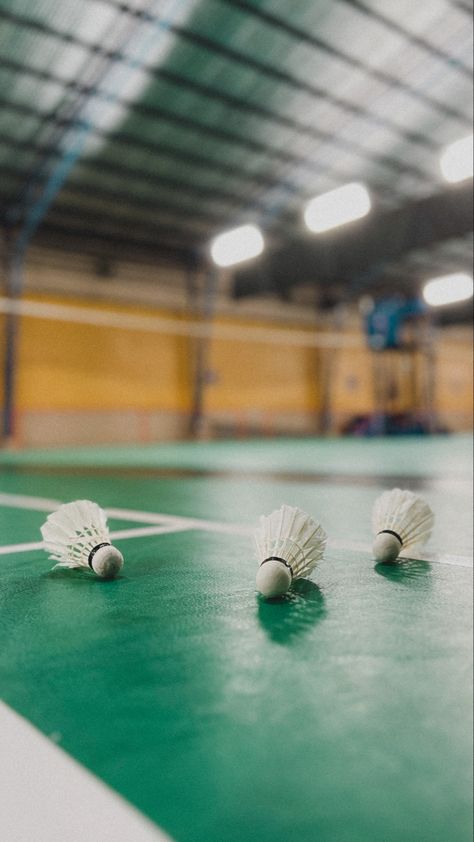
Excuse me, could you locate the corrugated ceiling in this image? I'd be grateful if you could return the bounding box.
[0,0,472,294]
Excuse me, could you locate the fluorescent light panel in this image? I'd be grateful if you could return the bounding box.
[210,224,264,267]
[440,134,473,183]
[422,272,473,306]
[304,182,371,233]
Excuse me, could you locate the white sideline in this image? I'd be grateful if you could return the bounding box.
[0,491,471,567]
[328,537,472,568]
[0,492,253,534]
[0,701,173,842]
[0,525,196,557]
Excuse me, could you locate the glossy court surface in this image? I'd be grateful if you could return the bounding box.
[1,435,472,842]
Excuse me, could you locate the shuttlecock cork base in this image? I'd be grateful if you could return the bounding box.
[255,556,293,599]
[41,500,124,579]
[87,543,124,578]
[372,488,434,564]
[255,505,327,598]
[372,530,403,564]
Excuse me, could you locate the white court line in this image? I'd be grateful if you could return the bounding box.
[109,523,194,540]
[423,552,473,568]
[0,540,44,556]
[0,492,63,511]
[0,492,253,535]
[0,701,173,842]
[0,491,471,568]
[329,537,472,568]
[105,505,253,535]
[0,525,194,556]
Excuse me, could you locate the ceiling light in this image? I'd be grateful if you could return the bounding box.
[422,272,473,306]
[440,134,473,183]
[210,224,264,267]
[304,183,371,233]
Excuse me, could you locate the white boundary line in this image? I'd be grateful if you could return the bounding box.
[109,523,194,540]
[328,537,472,568]
[0,491,471,567]
[0,492,253,534]
[0,525,195,556]
[0,540,44,556]
[0,700,173,842]
[0,492,64,511]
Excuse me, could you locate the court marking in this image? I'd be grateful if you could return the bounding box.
[0,525,195,556]
[0,491,471,567]
[0,701,173,842]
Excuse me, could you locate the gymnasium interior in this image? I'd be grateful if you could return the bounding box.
[0,2,473,841]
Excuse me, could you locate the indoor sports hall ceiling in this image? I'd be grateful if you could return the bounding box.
[0,0,472,302]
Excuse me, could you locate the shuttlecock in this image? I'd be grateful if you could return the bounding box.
[255,505,327,598]
[372,488,434,563]
[41,500,124,578]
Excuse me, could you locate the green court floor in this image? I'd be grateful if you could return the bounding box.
[1,435,472,842]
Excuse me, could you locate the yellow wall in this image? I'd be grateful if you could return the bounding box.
[328,347,378,419]
[435,337,473,428]
[207,330,321,414]
[0,292,472,444]
[15,295,193,412]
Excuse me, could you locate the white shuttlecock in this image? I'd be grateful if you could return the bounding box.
[372,488,434,563]
[41,500,124,578]
[255,505,327,598]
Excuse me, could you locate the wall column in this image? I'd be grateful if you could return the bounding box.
[188,265,218,438]
[1,238,25,445]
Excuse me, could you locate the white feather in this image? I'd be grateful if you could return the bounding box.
[40,500,122,576]
[372,488,434,558]
[255,505,327,580]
